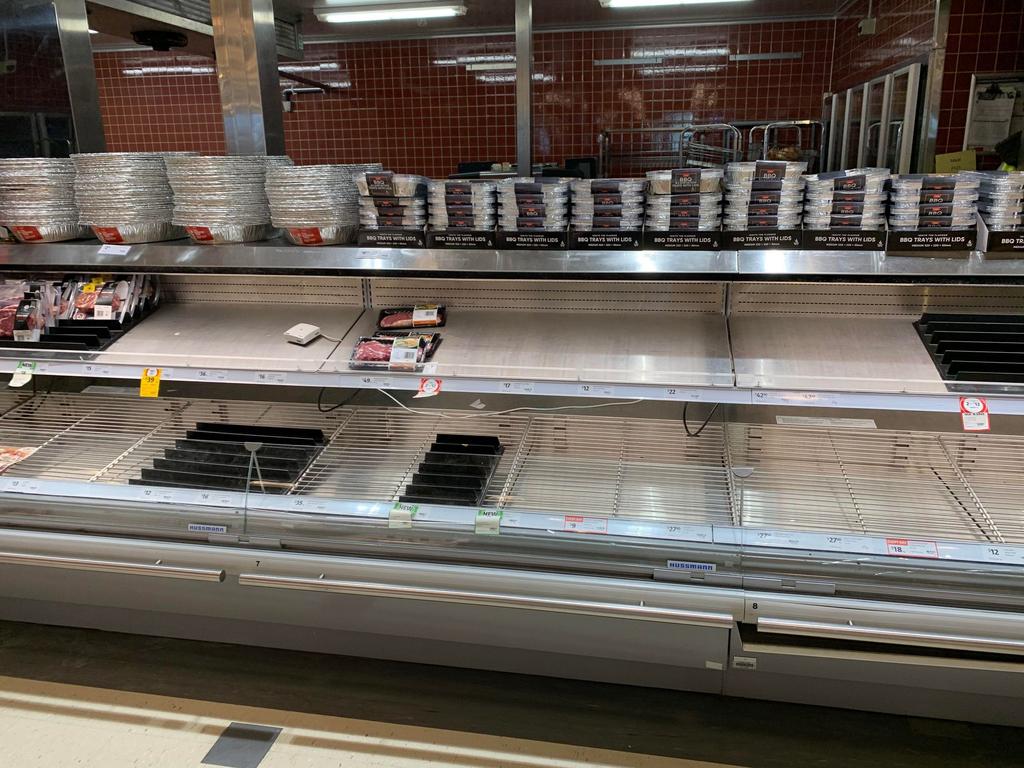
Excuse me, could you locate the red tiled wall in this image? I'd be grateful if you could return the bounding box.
[533,23,835,170]
[831,0,935,92]
[936,0,1024,157]
[94,22,833,176]
[95,52,225,155]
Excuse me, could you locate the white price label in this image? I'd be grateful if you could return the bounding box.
[359,375,393,388]
[255,371,287,384]
[187,523,228,534]
[885,538,938,558]
[196,369,228,381]
[475,509,502,535]
[563,515,608,534]
[663,387,703,400]
[501,381,535,394]
[577,384,615,397]
[94,305,113,320]
[754,390,840,407]
[982,545,1024,565]
[98,244,131,256]
[289,496,329,513]
[751,530,812,549]
[960,397,990,432]
[83,364,113,376]
[389,502,417,528]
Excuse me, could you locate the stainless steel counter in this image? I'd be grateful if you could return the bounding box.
[3,240,1024,281]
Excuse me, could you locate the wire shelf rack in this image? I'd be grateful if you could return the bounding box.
[0,392,1021,546]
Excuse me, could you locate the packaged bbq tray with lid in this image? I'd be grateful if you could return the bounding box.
[804,168,891,195]
[890,173,981,192]
[646,168,723,195]
[356,172,429,198]
[725,160,807,185]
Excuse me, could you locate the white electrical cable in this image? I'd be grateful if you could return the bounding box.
[320,333,344,342]
[374,388,644,419]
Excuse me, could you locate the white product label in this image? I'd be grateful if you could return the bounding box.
[82,364,113,376]
[983,545,1024,565]
[885,537,939,558]
[94,305,113,320]
[389,344,419,367]
[187,523,228,534]
[388,502,416,528]
[501,381,535,394]
[12,329,38,343]
[98,244,131,256]
[412,306,439,325]
[475,509,502,535]
[663,387,704,400]
[255,371,287,384]
[195,369,228,381]
[776,416,877,428]
[577,384,615,397]
[563,515,608,534]
[754,390,840,407]
[359,375,393,388]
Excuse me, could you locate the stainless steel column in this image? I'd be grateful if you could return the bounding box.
[515,0,532,175]
[210,0,285,156]
[53,0,106,152]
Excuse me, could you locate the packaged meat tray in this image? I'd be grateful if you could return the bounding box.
[374,330,442,357]
[356,171,428,197]
[571,179,647,195]
[350,336,426,372]
[646,168,723,195]
[377,304,446,329]
[890,173,980,191]
[726,190,803,205]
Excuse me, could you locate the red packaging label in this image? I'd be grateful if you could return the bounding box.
[288,227,324,245]
[186,226,215,242]
[10,226,42,242]
[92,226,124,244]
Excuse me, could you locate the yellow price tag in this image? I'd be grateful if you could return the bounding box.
[139,368,162,398]
[81,282,99,293]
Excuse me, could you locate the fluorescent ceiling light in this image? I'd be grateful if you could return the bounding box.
[630,46,729,58]
[466,62,516,71]
[601,0,749,7]
[315,2,466,23]
[122,65,215,76]
[279,62,341,72]
[594,57,663,66]
[639,64,725,75]
[476,72,555,84]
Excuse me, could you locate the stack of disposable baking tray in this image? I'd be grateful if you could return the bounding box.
[399,433,504,506]
[267,164,377,245]
[0,158,86,243]
[724,161,806,229]
[642,169,721,231]
[498,177,570,231]
[165,155,275,244]
[803,168,889,230]
[357,172,429,230]
[967,171,1024,231]
[428,180,496,230]
[888,173,980,230]
[73,152,193,244]
[569,178,645,231]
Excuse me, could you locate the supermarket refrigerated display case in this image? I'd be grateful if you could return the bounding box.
[0,244,1023,727]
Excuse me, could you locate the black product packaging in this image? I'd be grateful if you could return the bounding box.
[885,228,977,256]
[569,230,642,249]
[497,230,568,249]
[802,229,886,250]
[724,229,803,249]
[358,227,427,248]
[643,230,724,250]
[426,230,496,248]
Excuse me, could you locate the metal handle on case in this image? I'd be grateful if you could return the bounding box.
[758,617,1024,656]
[0,551,226,582]
[238,573,734,628]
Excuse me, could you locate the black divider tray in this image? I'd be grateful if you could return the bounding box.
[194,422,326,444]
[401,433,504,506]
[164,447,308,473]
[915,313,1024,392]
[153,457,297,483]
[173,439,317,463]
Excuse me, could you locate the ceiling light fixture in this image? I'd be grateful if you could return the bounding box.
[314,1,466,23]
[600,0,749,7]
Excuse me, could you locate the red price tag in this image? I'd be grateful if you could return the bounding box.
[885,538,938,558]
[960,397,990,432]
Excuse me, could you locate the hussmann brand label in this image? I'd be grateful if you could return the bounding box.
[188,523,228,534]
[667,560,716,572]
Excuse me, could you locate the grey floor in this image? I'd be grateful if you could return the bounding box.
[0,619,1020,768]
